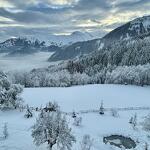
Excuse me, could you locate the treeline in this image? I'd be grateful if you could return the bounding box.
[8,63,150,87]
[8,36,150,87]
[69,36,150,73]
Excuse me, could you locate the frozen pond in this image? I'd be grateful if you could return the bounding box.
[103,135,136,149]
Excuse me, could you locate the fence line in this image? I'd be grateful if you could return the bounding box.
[1,105,150,115]
[78,106,150,114]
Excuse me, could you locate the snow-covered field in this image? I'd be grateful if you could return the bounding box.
[0,52,55,71]
[22,84,150,112]
[0,84,150,150]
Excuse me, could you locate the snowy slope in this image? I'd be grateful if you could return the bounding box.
[103,15,150,43]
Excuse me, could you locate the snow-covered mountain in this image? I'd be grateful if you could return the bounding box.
[68,31,94,42]
[0,37,46,55]
[49,15,150,61]
[1,15,150,60]
[0,31,95,56]
[21,31,95,47]
[47,31,95,46]
[103,15,150,43]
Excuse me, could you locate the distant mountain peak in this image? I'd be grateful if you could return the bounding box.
[71,31,83,35]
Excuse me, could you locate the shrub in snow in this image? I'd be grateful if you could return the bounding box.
[43,101,59,112]
[120,145,126,150]
[129,116,133,124]
[3,123,8,139]
[32,110,76,150]
[99,101,104,115]
[73,117,82,126]
[0,71,23,110]
[144,142,148,150]
[80,134,93,150]
[19,104,24,112]
[24,105,33,118]
[72,111,77,118]
[39,109,45,118]
[110,108,119,117]
[35,107,39,111]
[142,114,150,131]
[129,114,137,129]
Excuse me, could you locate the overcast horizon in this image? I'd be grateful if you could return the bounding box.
[0,0,150,41]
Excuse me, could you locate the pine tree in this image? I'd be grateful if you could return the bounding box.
[0,71,23,110]
[99,101,104,115]
[132,113,137,128]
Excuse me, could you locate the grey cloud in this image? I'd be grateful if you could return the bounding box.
[74,0,112,10]
[0,7,75,25]
[114,0,150,13]
[0,0,149,41]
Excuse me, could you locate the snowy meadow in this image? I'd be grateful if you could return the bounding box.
[0,84,150,150]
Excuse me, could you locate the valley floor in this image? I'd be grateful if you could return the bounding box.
[0,52,55,71]
[0,84,150,150]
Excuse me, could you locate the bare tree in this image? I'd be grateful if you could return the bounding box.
[142,114,150,131]
[3,123,8,139]
[130,113,137,130]
[110,108,119,117]
[32,111,76,150]
[73,117,82,126]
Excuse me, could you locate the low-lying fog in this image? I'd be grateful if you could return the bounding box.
[0,52,55,71]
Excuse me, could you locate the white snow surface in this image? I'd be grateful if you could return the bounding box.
[0,84,150,150]
[22,84,150,112]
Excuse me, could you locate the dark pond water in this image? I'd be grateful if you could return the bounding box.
[103,135,136,149]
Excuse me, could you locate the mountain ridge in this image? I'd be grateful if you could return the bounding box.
[48,15,150,61]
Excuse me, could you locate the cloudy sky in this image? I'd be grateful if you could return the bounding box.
[0,0,150,41]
